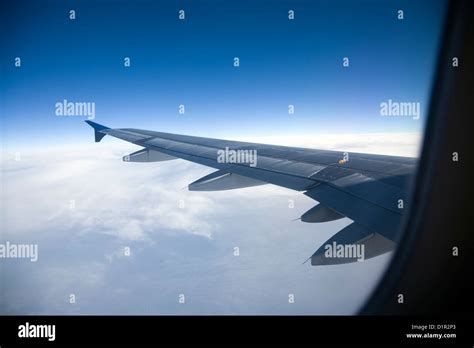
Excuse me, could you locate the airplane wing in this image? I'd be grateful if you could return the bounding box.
[86,120,417,266]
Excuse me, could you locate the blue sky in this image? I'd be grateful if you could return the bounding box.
[1,0,446,148]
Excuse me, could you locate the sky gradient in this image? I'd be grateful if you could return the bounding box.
[1,0,446,148]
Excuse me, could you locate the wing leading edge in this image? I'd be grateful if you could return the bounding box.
[85,121,416,266]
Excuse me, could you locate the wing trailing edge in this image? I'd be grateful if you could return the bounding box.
[310,222,395,266]
[188,170,267,191]
[123,148,176,162]
[300,203,345,223]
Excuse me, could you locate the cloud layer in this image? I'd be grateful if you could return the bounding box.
[0,134,413,314]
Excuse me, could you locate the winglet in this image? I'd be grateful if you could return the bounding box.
[85,120,110,142]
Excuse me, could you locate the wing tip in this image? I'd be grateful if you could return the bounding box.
[85,121,109,142]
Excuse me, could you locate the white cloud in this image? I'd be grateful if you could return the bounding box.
[232,132,422,157]
[0,132,418,314]
[1,143,219,240]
